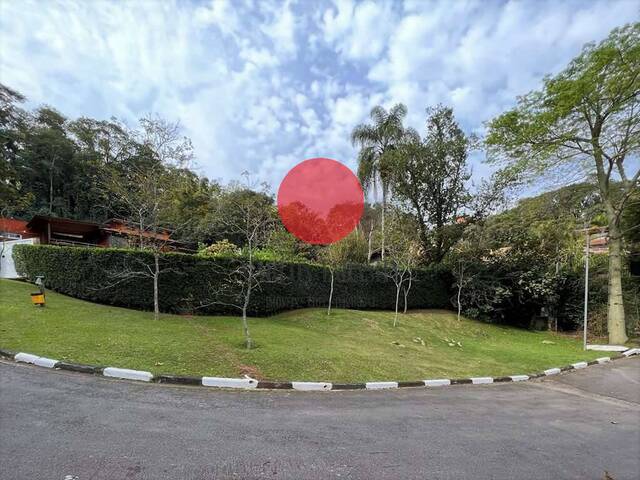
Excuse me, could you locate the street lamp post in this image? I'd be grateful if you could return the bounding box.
[583,231,590,350]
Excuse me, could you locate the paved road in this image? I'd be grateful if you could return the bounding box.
[1,358,639,480]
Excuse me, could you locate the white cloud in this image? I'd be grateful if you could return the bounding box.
[368,0,639,135]
[322,0,397,60]
[195,0,240,37]
[0,0,636,191]
[261,0,298,58]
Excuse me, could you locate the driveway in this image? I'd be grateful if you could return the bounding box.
[0,357,638,480]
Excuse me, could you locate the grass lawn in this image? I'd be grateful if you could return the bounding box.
[0,279,608,382]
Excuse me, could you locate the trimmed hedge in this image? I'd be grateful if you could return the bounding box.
[13,245,453,316]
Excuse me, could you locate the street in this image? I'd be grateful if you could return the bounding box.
[1,358,639,480]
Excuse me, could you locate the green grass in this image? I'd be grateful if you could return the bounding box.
[0,279,606,382]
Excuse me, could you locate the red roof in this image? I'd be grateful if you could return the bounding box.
[0,217,37,237]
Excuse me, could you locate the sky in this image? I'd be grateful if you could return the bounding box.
[1,0,638,193]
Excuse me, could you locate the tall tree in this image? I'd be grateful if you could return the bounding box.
[391,105,473,263]
[0,84,33,216]
[351,104,411,261]
[486,23,639,344]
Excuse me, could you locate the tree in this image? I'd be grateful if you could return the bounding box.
[0,84,31,213]
[351,104,412,261]
[391,105,473,263]
[202,174,282,348]
[320,243,341,316]
[320,230,368,315]
[383,214,420,326]
[103,116,194,320]
[486,23,640,343]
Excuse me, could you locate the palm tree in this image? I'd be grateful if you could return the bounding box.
[351,104,412,260]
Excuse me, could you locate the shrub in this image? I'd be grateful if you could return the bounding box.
[13,245,453,316]
[198,239,240,257]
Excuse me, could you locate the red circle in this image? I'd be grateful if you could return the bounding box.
[277,158,364,245]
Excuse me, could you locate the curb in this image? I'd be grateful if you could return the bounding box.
[1,347,638,392]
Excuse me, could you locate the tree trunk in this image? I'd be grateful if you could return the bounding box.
[381,189,386,261]
[403,272,412,314]
[393,282,400,327]
[367,223,374,264]
[241,304,253,349]
[456,265,463,322]
[327,269,334,316]
[607,221,628,344]
[242,275,253,349]
[153,252,159,320]
[49,156,56,215]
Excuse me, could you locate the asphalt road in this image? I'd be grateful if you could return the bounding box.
[1,358,639,480]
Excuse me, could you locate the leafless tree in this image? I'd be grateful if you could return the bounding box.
[199,173,283,348]
[321,240,347,316]
[383,216,420,326]
[101,116,193,320]
[402,270,413,314]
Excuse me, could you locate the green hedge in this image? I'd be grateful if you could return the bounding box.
[13,245,453,316]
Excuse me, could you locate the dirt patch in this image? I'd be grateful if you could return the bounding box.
[364,318,383,332]
[238,364,264,379]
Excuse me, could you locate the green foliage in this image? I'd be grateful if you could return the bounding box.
[320,230,369,267]
[197,239,240,257]
[351,103,411,195]
[13,245,453,316]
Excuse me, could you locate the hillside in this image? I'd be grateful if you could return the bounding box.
[0,279,606,382]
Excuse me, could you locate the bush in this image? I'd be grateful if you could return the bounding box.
[13,245,453,316]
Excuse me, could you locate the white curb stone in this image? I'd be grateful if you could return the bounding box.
[103,367,153,382]
[202,377,258,389]
[424,379,451,387]
[365,381,398,390]
[544,367,561,376]
[510,375,529,382]
[586,344,628,352]
[622,348,640,357]
[291,381,331,391]
[596,357,611,364]
[15,353,39,364]
[34,357,58,368]
[470,377,493,385]
[571,362,588,369]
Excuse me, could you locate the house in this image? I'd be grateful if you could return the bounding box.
[0,215,188,279]
[0,218,38,242]
[23,215,107,247]
[1,215,182,249]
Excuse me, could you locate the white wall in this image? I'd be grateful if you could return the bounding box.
[0,238,37,279]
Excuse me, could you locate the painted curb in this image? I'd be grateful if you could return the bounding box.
[470,377,494,385]
[2,346,638,392]
[424,379,451,387]
[33,357,59,368]
[365,381,398,390]
[103,367,153,382]
[292,381,332,391]
[15,352,40,364]
[56,361,103,374]
[202,376,258,389]
[0,348,17,359]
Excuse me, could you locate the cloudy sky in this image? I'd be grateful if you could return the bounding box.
[1,0,637,191]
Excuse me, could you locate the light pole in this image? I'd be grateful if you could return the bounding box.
[583,230,590,350]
